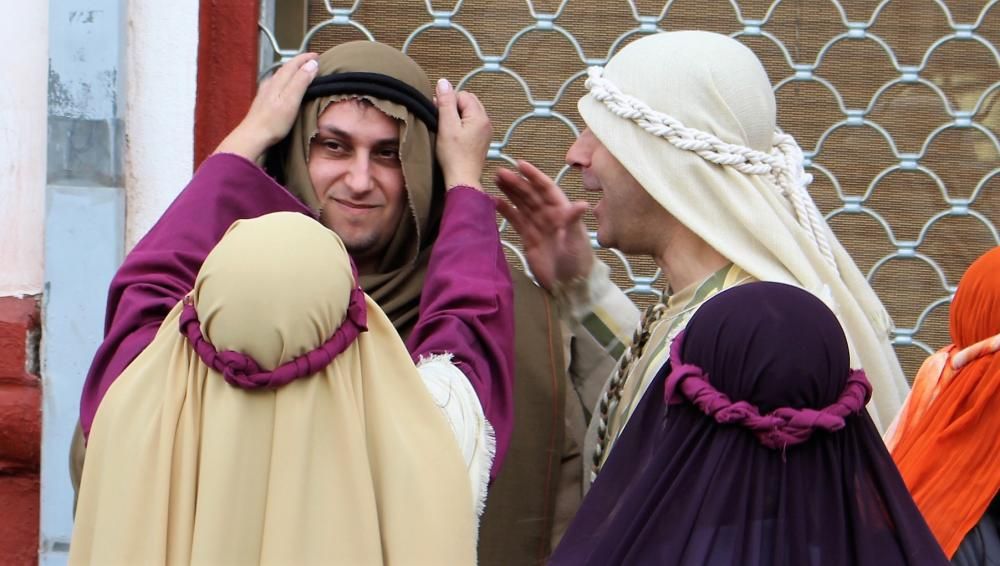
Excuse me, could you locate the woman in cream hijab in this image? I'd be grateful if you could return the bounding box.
[70,213,477,565]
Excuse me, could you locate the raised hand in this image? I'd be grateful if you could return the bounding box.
[214,52,320,162]
[495,161,595,290]
[434,78,492,191]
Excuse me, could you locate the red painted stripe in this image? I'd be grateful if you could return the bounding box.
[193,0,260,169]
[0,296,40,565]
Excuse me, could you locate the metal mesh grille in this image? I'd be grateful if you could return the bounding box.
[260,0,999,381]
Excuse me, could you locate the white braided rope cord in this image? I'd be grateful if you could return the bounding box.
[584,67,839,272]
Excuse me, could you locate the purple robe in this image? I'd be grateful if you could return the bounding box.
[80,153,514,476]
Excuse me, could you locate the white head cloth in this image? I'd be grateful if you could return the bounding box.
[579,30,908,430]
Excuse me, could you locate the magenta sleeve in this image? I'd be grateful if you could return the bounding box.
[405,187,515,479]
[79,154,313,436]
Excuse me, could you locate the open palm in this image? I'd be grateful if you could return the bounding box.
[495,160,594,290]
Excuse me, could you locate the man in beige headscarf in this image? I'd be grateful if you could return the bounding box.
[219,43,511,498]
[75,38,610,564]
[495,30,910,490]
[226,42,610,564]
[72,42,515,564]
[224,42,592,564]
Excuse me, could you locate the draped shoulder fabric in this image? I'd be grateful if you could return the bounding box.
[577,30,908,430]
[265,40,522,478]
[267,40,441,334]
[70,213,476,566]
[888,246,1000,557]
[550,282,946,566]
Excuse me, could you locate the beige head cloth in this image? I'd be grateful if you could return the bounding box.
[275,40,442,335]
[70,212,475,565]
[579,30,908,430]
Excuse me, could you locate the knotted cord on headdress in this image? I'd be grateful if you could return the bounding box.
[663,330,872,450]
[584,66,838,273]
[179,284,369,390]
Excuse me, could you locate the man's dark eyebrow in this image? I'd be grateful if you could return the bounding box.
[317,125,399,146]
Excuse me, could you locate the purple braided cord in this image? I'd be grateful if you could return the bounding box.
[179,286,368,390]
[663,330,872,450]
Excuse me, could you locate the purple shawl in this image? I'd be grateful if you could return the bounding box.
[550,282,947,566]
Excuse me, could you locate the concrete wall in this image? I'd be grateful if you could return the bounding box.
[0,2,48,297]
[124,0,199,250]
[0,2,48,564]
[1,0,232,559]
[39,3,201,564]
[0,1,201,564]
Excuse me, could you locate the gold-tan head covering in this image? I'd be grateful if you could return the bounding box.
[71,212,475,565]
[270,41,442,335]
[578,31,909,430]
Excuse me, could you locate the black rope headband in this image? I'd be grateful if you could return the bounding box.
[304,72,438,132]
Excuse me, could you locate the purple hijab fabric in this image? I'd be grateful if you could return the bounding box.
[550,282,947,566]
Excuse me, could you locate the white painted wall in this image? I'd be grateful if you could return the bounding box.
[124,0,200,250]
[0,2,48,296]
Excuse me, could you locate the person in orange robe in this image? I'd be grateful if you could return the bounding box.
[887,246,1000,564]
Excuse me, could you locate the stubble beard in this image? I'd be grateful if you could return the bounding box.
[343,234,381,261]
[320,210,384,267]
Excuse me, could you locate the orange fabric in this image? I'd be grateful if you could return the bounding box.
[888,246,1000,558]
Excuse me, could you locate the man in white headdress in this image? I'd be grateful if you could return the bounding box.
[494,30,909,490]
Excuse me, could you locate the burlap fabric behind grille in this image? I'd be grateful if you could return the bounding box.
[300,1,998,387]
[292,2,996,564]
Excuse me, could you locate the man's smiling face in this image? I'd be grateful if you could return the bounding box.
[308,98,407,274]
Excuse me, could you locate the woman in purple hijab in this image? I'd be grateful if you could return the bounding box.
[549,282,947,565]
